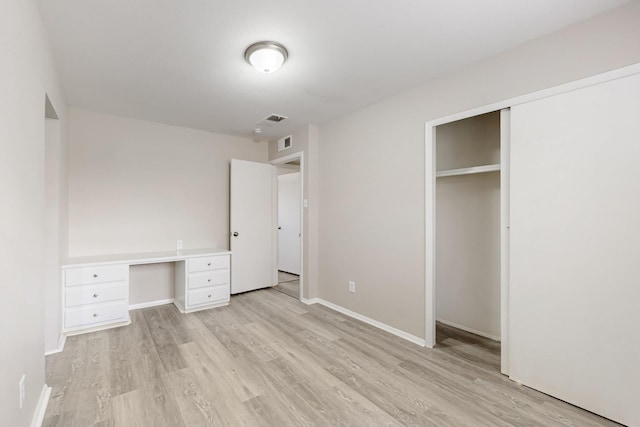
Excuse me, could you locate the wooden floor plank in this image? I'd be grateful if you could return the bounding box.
[44,288,620,426]
[141,306,189,373]
[243,321,401,426]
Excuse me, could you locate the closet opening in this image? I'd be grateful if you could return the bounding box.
[426,108,510,375]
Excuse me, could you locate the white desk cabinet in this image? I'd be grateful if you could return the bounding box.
[61,248,231,335]
[62,264,130,334]
[174,254,230,313]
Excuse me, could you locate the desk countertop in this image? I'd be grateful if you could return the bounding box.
[62,247,231,268]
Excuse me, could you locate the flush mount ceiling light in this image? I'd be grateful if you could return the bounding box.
[244,41,288,74]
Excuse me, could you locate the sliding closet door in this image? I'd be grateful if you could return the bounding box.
[509,73,640,426]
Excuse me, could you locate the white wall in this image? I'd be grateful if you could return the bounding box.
[435,113,501,339]
[67,108,268,256]
[44,115,67,354]
[269,126,320,299]
[44,97,69,355]
[129,263,175,306]
[277,164,300,175]
[316,1,640,339]
[0,0,66,424]
[67,109,268,303]
[435,112,500,171]
[436,173,501,339]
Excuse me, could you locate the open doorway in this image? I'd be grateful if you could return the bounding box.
[271,153,304,300]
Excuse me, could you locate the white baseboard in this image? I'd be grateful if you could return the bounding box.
[64,320,130,336]
[30,384,51,427]
[301,297,320,305]
[309,298,425,347]
[436,318,501,342]
[129,298,174,310]
[44,334,67,356]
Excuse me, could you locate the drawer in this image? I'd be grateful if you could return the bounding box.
[65,282,127,308]
[65,264,128,287]
[188,269,230,290]
[64,302,129,329]
[188,255,229,273]
[187,285,230,307]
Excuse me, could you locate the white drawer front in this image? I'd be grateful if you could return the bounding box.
[187,285,229,307]
[65,282,127,308]
[188,255,229,273]
[188,269,230,290]
[65,302,129,329]
[65,264,128,287]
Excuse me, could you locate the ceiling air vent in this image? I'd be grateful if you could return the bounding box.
[255,114,288,131]
[278,135,292,152]
[264,114,288,123]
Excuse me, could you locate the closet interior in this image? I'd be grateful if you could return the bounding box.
[434,111,502,351]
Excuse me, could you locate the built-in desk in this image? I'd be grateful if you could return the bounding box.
[61,247,231,335]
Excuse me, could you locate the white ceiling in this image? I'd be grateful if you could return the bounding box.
[38,0,627,139]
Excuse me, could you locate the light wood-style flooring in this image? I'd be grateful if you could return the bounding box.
[44,289,619,426]
[274,270,299,299]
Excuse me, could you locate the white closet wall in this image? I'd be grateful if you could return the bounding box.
[510,72,640,426]
[436,113,500,170]
[436,112,501,339]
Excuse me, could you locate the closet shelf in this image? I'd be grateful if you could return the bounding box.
[436,164,500,178]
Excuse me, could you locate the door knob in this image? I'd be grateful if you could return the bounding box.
[233,231,239,237]
[278,226,282,230]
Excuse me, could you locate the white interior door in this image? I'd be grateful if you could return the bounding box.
[278,172,301,275]
[509,72,640,426]
[230,159,277,294]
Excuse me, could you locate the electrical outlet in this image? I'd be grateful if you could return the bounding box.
[177,240,183,250]
[19,374,25,409]
[348,281,356,293]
